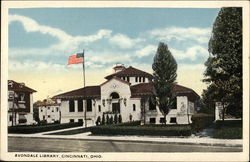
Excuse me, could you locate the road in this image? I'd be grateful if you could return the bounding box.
[8,137,242,152]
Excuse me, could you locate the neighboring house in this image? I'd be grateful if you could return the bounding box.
[53,64,199,127]
[8,80,37,126]
[38,103,61,123]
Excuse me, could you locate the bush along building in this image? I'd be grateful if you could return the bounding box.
[8,80,37,126]
[53,64,199,127]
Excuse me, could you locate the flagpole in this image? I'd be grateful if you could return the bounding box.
[82,50,87,128]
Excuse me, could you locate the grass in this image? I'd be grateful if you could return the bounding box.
[8,122,83,134]
[213,120,242,139]
[46,127,93,135]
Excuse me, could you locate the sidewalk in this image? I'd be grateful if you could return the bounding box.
[8,127,243,147]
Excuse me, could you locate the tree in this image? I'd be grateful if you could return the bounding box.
[106,115,110,125]
[152,42,177,124]
[101,113,105,125]
[204,7,242,120]
[114,114,118,124]
[95,116,101,126]
[110,116,114,124]
[118,114,122,123]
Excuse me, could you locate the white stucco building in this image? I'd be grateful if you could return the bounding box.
[38,103,61,123]
[8,80,37,126]
[53,64,199,127]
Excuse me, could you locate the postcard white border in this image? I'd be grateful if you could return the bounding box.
[1,1,249,161]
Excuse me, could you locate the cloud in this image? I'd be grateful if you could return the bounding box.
[8,60,69,73]
[109,33,144,49]
[9,14,112,55]
[170,45,209,61]
[150,27,211,44]
[135,45,157,58]
[87,50,132,65]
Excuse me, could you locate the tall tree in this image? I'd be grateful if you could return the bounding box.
[204,7,242,119]
[152,42,177,124]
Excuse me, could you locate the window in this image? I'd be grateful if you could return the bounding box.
[18,93,25,102]
[9,115,12,122]
[56,107,59,112]
[171,97,177,109]
[78,119,83,123]
[160,118,165,124]
[52,108,54,112]
[48,115,50,118]
[170,117,177,123]
[135,77,138,82]
[70,119,74,123]
[69,100,75,112]
[149,118,156,124]
[133,104,136,111]
[123,77,126,80]
[98,105,101,112]
[47,107,50,110]
[127,77,130,82]
[43,115,45,120]
[143,77,145,82]
[139,77,141,82]
[110,92,119,99]
[40,109,43,112]
[87,99,92,112]
[149,97,156,110]
[78,99,83,112]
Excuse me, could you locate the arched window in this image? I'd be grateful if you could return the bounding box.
[110,92,119,99]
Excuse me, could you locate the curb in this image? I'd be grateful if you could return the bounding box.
[8,136,243,148]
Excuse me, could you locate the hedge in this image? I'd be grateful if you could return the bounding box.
[115,120,141,126]
[213,120,242,139]
[8,122,83,134]
[191,113,214,133]
[90,125,191,136]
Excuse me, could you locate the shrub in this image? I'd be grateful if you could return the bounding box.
[116,120,141,126]
[101,114,105,125]
[95,116,101,126]
[54,120,60,124]
[106,115,110,125]
[8,122,82,134]
[213,120,242,139]
[118,114,122,123]
[90,125,191,136]
[114,114,118,124]
[191,113,214,133]
[110,116,114,124]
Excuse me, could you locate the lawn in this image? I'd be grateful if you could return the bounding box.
[8,122,83,134]
[213,120,242,139]
[46,126,93,135]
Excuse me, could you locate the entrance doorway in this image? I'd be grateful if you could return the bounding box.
[112,103,120,113]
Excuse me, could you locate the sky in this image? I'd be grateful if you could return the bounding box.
[8,8,220,101]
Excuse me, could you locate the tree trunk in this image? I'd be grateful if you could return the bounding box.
[164,114,167,125]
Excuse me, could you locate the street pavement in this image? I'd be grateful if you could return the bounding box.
[8,126,243,152]
[8,136,242,152]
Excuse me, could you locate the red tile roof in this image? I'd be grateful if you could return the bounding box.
[53,86,100,99]
[100,77,130,86]
[130,82,155,97]
[130,82,199,100]
[105,66,153,80]
[8,80,36,93]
